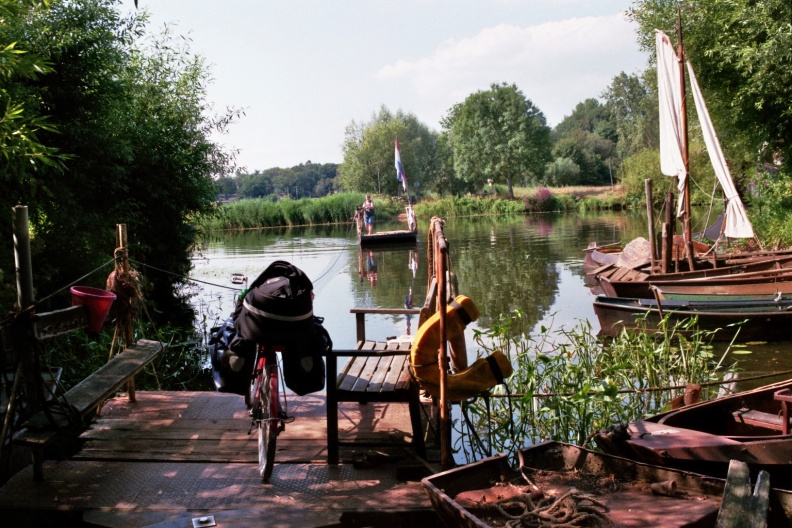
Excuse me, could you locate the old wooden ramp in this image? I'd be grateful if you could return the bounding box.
[0,391,440,528]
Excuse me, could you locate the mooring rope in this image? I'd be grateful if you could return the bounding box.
[487,368,792,400]
[486,486,612,527]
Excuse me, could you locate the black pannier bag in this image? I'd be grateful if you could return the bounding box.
[209,316,256,395]
[233,260,329,396]
[235,260,314,343]
[281,317,332,396]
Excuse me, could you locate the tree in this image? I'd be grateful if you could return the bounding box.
[338,106,438,196]
[442,83,552,198]
[551,98,617,185]
[628,0,792,174]
[601,72,658,160]
[544,157,582,187]
[0,0,239,322]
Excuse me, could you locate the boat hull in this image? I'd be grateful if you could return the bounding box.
[594,378,792,489]
[422,441,792,527]
[593,295,792,341]
[359,229,417,246]
[596,255,792,299]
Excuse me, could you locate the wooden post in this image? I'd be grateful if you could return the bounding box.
[13,206,34,311]
[664,192,674,273]
[432,220,454,470]
[645,179,657,269]
[116,224,136,402]
[13,206,41,418]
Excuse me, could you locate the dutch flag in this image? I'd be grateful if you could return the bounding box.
[395,138,408,192]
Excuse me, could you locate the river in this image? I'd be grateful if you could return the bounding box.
[189,212,792,388]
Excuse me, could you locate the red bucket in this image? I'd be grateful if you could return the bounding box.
[70,286,116,333]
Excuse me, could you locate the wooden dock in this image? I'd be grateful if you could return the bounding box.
[0,390,442,528]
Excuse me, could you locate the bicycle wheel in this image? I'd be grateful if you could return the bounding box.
[257,361,278,482]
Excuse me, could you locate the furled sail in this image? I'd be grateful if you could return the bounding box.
[655,30,754,239]
[656,30,687,215]
[687,63,754,239]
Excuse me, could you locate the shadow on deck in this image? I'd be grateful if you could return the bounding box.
[0,391,442,528]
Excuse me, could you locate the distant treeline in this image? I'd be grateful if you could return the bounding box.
[216,162,338,201]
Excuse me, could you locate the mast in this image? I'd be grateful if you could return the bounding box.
[677,8,696,270]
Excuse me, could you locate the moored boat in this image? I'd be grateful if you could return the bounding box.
[655,281,792,302]
[422,441,792,527]
[596,254,792,298]
[593,295,792,341]
[593,378,792,490]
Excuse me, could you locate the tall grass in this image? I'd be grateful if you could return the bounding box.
[456,311,741,464]
[415,196,526,217]
[196,193,405,231]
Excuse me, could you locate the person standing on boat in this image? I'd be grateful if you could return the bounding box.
[362,195,375,235]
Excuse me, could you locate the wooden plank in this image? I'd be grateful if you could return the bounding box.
[349,308,420,315]
[349,356,383,393]
[33,305,91,340]
[392,357,412,392]
[716,460,770,528]
[367,355,396,393]
[22,340,164,430]
[338,357,369,392]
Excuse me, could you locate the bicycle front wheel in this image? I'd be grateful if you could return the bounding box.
[258,363,278,482]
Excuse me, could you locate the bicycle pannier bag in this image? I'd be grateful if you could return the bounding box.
[236,260,314,344]
[209,316,256,395]
[281,317,331,396]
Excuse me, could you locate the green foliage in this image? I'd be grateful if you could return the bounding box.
[628,0,792,176]
[747,170,792,246]
[44,323,213,393]
[197,193,402,231]
[551,98,617,186]
[415,196,525,218]
[544,157,582,187]
[338,106,438,196]
[443,82,553,198]
[0,0,239,322]
[236,162,338,199]
[601,71,658,160]
[457,312,740,463]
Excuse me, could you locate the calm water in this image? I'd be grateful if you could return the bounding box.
[189,212,792,388]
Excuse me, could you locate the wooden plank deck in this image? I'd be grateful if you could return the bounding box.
[0,390,441,528]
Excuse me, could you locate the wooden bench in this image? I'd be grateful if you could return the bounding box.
[326,308,426,465]
[733,409,785,430]
[14,339,165,480]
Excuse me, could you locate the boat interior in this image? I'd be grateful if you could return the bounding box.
[656,385,792,438]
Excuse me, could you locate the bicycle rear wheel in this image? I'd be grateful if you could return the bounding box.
[257,361,278,482]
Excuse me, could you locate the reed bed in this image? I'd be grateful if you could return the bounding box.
[196,193,406,231]
[456,311,741,464]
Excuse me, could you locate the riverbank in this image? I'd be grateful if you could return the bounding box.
[197,186,628,232]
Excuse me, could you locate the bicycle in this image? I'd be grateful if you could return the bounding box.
[248,344,292,482]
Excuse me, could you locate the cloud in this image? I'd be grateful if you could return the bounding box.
[377,13,646,127]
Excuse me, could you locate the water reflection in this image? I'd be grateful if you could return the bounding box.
[191,213,792,383]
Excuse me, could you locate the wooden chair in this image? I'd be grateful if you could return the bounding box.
[325,308,426,465]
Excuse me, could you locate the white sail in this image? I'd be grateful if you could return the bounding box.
[655,30,754,239]
[656,30,687,216]
[687,63,755,239]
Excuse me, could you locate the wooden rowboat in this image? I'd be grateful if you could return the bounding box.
[596,255,792,299]
[422,441,792,527]
[655,283,792,302]
[593,378,792,491]
[593,295,792,341]
[359,229,417,246]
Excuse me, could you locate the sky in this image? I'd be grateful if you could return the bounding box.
[134,1,649,173]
